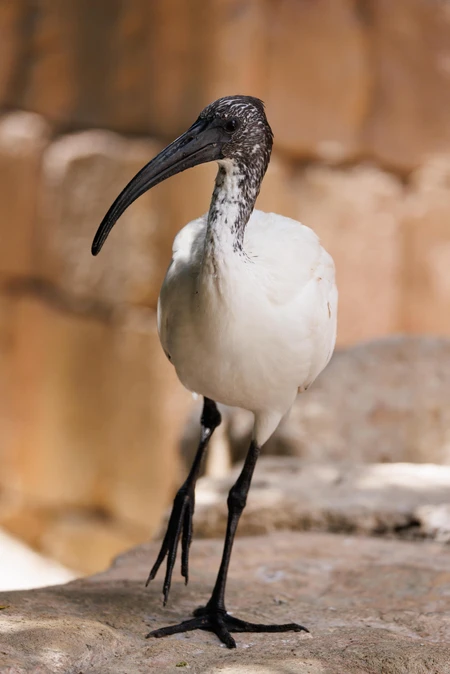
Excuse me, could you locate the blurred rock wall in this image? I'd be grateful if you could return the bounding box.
[1,0,450,572]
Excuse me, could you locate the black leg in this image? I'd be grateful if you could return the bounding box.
[147,440,308,647]
[206,439,261,611]
[146,397,221,604]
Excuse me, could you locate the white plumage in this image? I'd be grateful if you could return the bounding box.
[159,207,337,445]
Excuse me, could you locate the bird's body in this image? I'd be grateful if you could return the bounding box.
[159,208,337,443]
[92,95,338,648]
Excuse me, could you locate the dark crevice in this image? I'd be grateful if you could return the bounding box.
[4,1,38,107]
[71,0,121,128]
[1,276,115,324]
[373,516,425,541]
[354,0,374,28]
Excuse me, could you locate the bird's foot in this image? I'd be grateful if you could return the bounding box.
[146,605,308,649]
[146,484,195,604]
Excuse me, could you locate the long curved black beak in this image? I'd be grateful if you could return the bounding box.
[91,119,224,255]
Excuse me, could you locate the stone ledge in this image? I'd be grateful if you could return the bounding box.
[193,457,450,542]
[1,532,450,673]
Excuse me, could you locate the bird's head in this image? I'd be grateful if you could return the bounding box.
[91,95,273,255]
[198,95,273,169]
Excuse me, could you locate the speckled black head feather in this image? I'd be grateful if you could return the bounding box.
[198,95,273,174]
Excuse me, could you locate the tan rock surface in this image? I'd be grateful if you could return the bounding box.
[1,295,192,572]
[17,0,78,125]
[3,294,113,509]
[0,0,23,106]
[39,512,144,578]
[1,532,450,672]
[84,0,151,135]
[266,0,370,161]
[402,157,450,334]
[201,0,267,107]
[145,0,200,139]
[294,166,403,345]
[0,0,267,137]
[273,336,450,466]
[139,0,267,139]
[365,0,450,170]
[1,1,152,133]
[255,152,297,218]
[34,131,167,309]
[0,293,15,454]
[102,304,192,533]
[4,0,450,177]
[291,336,450,465]
[0,112,50,277]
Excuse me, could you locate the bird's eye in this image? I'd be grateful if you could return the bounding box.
[224,118,239,133]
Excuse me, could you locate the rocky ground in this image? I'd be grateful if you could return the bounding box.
[1,531,450,673]
[2,453,450,673]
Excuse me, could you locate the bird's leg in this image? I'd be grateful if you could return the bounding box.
[147,440,307,648]
[146,397,221,605]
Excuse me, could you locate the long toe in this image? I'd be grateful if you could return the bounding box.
[225,615,309,634]
[147,616,206,639]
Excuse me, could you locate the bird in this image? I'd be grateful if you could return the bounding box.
[91,95,337,648]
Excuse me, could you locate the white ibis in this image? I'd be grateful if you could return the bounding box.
[92,95,337,648]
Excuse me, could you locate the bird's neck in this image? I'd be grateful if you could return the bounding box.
[204,159,263,259]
